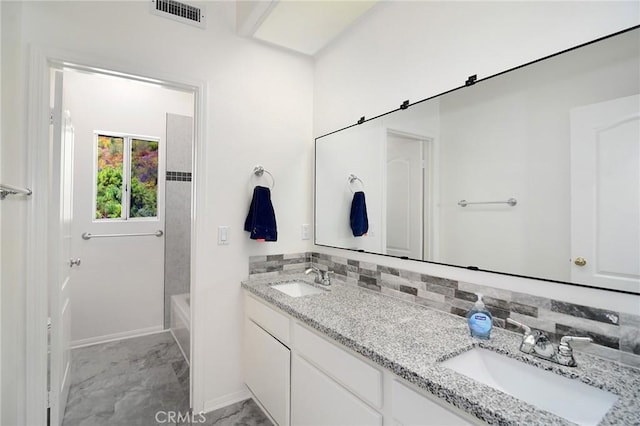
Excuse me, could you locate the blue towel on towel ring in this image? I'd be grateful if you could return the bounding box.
[350,191,369,237]
[244,186,278,241]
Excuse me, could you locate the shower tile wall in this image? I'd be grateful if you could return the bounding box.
[164,113,193,327]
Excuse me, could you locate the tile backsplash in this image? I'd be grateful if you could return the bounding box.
[248,251,640,368]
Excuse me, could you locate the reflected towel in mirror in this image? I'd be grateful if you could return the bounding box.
[244,186,277,241]
[350,191,369,237]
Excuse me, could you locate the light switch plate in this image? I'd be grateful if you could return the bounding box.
[218,226,230,245]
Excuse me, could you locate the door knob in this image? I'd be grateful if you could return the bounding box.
[574,257,587,267]
[69,258,81,267]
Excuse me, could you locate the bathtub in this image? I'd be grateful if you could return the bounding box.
[170,292,190,364]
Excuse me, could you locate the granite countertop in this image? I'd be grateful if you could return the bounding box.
[241,274,640,426]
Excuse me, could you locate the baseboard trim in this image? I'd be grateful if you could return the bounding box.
[71,325,165,349]
[202,388,252,414]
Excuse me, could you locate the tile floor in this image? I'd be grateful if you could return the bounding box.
[192,399,273,426]
[62,332,189,426]
[62,332,272,426]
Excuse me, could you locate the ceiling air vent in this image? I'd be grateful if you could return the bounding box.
[151,0,206,29]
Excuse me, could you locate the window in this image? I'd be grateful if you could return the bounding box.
[95,133,160,220]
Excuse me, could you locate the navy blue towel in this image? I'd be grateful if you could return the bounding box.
[350,191,369,237]
[244,186,278,241]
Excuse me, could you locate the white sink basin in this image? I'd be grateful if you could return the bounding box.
[441,348,618,425]
[270,281,325,297]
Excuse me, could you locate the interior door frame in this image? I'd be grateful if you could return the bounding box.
[25,45,207,425]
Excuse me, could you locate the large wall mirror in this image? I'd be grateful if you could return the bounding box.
[315,26,639,295]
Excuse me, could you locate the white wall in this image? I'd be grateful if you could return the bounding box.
[1,2,27,425]
[315,1,640,134]
[1,1,313,421]
[63,69,193,344]
[313,1,640,314]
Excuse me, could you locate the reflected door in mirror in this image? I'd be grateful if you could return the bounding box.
[570,94,640,294]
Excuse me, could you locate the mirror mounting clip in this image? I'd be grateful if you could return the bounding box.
[465,74,477,86]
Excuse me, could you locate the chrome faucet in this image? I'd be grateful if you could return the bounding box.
[506,318,592,367]
[305,267,331,286]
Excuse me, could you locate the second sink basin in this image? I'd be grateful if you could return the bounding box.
[271,281,325,297]
[441,347,618,425]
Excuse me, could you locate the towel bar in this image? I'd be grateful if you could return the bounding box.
[82,230,164,240]
[458,198,517,207]
[0,183,32,200]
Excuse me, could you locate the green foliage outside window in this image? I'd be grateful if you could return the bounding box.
[96,166,123,219]
[95,134,158,219]
[96,135,124,219]
[130,139,158,218]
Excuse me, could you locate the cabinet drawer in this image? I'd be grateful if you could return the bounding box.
[391,379,474,426]
[293,322,382,409]
[291,354,382,426]
[244,292,290,344]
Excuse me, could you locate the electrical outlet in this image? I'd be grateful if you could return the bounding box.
[301,224,310,240]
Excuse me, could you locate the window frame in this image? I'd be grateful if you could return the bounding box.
[93,131,163,222]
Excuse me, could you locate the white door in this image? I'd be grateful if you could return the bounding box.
[49,69,74,426]
[386,132,424,259]
[64,69,166,345]
[570,94,640,293]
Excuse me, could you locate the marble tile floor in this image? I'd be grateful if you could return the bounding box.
[62,331,189,426]
[182,399,273,426]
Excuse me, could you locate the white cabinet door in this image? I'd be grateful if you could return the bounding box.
[244,319,290,426]
[291,354,382,426]
[293,323,382,408]
[391,380,474,426]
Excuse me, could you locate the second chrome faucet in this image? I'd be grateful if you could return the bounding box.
[506,318,592,367]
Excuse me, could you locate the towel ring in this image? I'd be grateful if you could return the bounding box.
[348,174,364,194]
[252,165,275,189]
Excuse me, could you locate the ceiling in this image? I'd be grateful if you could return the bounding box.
[238,1,379,56]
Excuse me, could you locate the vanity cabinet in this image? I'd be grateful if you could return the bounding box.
[243,292,480,426]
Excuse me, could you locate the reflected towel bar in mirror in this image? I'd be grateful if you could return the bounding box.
[348,174,364,193]
[458,198,518,207]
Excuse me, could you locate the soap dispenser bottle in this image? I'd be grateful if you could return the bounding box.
[467,293,493,340]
